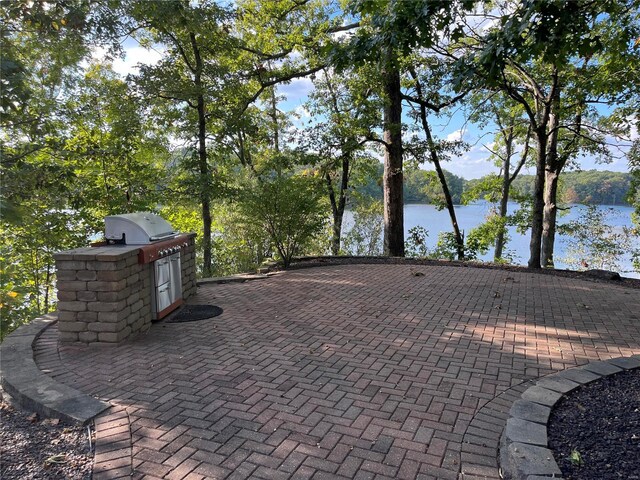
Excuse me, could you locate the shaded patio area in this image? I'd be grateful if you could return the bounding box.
[35,264,640,479]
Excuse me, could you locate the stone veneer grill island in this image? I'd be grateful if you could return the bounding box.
[54,233,196,344]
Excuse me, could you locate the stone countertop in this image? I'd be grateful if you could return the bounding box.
[54,245,141,262]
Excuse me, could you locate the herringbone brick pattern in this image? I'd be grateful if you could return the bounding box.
[35,265,640,479]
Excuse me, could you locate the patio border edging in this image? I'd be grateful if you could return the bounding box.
[197,272,278,285]
[0,314,110,425]
[499,355,640,480]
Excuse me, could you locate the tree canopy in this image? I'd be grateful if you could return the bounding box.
[2,0,638,338]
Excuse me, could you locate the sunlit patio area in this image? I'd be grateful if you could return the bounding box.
[34,264,640,480]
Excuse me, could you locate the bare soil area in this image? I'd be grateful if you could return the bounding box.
[0,398,93,480]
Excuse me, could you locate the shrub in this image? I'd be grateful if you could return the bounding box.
[238,173,326,268]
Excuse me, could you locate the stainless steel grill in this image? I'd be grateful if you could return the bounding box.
[105,212,178,245]
[104,213,184,320]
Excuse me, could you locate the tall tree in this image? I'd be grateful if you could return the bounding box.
[64,63,168,226]
[129,0,234,277]
[341,0,475,256]
[464,0,640,268]
[403,58,468,260]
[465,93,532,260]
[301,67,380,255]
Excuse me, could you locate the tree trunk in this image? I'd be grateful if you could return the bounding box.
[424,126,464,260]
[494,126,513,261]
[495,160,510,261]
[528,131,546,269]
[382,61,404,257]
[541,93,562,268]
[325,156,349,256]
[542,169,559,267]
[270,86,280,153]
[409,66,463,259]
[197,98,212,277]
[496,125,529,261]
[191,33,213,277]
[43,264,51,314]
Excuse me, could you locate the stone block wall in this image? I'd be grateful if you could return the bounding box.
[55,246,152,344]
[54,233,197,345]
[181,234,197,299]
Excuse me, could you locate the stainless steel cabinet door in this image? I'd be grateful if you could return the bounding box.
[169,252,182,302]
[155,257,171,287]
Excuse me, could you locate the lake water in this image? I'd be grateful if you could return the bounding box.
[345,203,640,279]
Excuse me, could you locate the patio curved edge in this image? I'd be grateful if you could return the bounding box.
[499,355,640,480]
[0,314,110,425]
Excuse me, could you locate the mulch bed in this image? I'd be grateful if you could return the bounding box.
[548,369,640,480]
[0,398,93,480]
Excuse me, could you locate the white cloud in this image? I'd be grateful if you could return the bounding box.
[445,129,464,142]
[416,142,495,179]
[113,46,164,77]
[294,105,311,119]
[331,29,354,41]
[86,45,163,77]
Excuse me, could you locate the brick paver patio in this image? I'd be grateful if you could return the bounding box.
[35,264,640,479]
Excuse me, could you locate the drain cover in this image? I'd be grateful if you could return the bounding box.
[165,304,223,323]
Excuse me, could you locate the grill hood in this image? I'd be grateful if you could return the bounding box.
[105,213,177,245]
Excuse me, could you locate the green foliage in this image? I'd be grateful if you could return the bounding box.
[466,214,509,261]
[237,170,327,268]
[432,232,460,261]
[355,165,466,206]
[2,0,640,341]
[569,449,583,466]
[212,203,273,276]
[162,200,273,277]
[404,169,465,206]
[343,0,474,64]
[64,63,168,225]
[628,139,640,213]
[424,170,465,208]
[431,231,484,262]
[629,139,640,271]
[558,206,639,274]
[1,209,87,341]
[342,200,383,256]
[1,61,167,339]
[352,161,384,203]
[405,226,429,258]
[426,214,511,263]
[462,175,503,205]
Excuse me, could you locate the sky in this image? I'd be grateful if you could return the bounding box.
[104,38,635,181]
